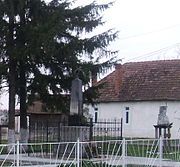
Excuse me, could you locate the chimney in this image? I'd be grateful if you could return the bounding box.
[115,64,122,70]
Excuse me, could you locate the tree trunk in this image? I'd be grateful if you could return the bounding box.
[19,61,28,143]
[8,60,16,144]
[7,0,16,144]
[19,2,28,143]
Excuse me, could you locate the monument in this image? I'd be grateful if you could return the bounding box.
[68,69,90,143]
[154,106,172,138]
[70,73,83,116]
[157,106,169,125]
[69,69,83,126]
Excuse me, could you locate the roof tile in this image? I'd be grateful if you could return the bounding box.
[96,60,180,102]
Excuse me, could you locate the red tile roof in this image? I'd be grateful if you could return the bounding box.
[96,60,180,102]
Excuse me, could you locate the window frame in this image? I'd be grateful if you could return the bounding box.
[125,107,130,124]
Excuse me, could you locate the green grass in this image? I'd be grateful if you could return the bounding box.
[0,140,8,144]
[58,161,156,167]
[0,160,14,166]
[93,135,122,141]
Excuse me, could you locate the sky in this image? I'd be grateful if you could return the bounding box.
[103,0,180,63]
[1,0,180,109]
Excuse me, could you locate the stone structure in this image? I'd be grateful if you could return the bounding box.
[157,106,169,125]
[154,106,172,138]
[70,77,83,116]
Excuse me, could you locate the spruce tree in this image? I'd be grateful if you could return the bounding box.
[0,0,118,143]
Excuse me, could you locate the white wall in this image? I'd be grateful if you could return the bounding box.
[87,101,180,138]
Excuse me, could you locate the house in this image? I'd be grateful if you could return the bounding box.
[15,100,68,133]
[88,60,180,138]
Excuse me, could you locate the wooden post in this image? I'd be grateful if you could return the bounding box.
[159,127,161,137]
[168,127,171,138]
[155,127,158,138]
[163,128,166,138]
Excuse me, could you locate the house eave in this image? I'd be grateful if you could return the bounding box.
[96,98,180,103]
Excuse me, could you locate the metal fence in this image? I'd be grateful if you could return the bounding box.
[29,119,123,143]
[0,137,180,166]
[90,118,123,141]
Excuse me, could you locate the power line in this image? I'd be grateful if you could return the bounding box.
[118,24,180,40]
[124,43,180,62]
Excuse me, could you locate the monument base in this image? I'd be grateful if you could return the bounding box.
[154,123,173,139]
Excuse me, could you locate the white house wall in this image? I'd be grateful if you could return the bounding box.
[87,101,180,138]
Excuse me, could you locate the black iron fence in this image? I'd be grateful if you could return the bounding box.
[29,118,123,143]
[90,118,123,141]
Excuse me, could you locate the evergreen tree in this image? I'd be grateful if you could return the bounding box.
[0,0,118,143]
[0,0,17,143]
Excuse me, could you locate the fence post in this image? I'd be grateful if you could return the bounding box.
[159,136,163,167]
[16,140,20,167]
[89,118,93,141]
[120,118,123,140]
[0,126,1,144]
[46,121,49,143]
[122,138,126,167]
[77,138,80,167]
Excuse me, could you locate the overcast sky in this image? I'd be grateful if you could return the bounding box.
[103,0,180,63]
[1,0,180,109]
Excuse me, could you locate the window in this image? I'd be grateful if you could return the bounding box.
[94,106,98,123]
[126,111,129,124]
[125,107,129,124]
[95,112,98,123]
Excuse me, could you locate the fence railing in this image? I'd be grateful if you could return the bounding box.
[90,118,123,141]
[29,119,123,143]
[1,137,180,167]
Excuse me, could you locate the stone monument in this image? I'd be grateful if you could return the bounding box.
[70,76,83,116]
[157,106,169,125]
[154,106,172,138]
